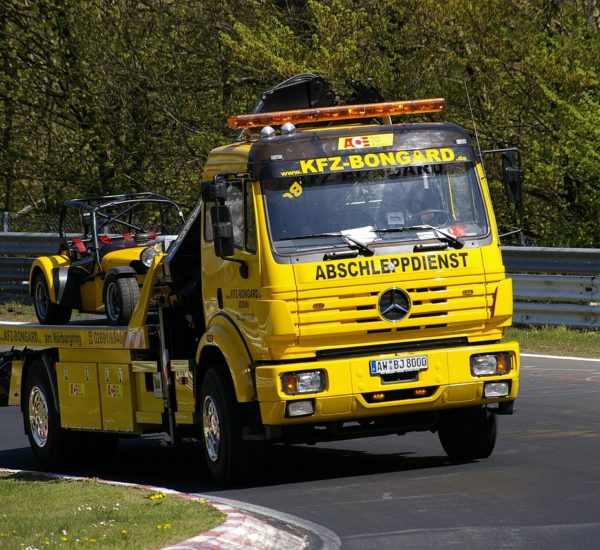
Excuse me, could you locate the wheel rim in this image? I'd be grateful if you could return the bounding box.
[34,280,49,320]
[28,386,49,448]
[202,395,221,462]
[105,282,120,320]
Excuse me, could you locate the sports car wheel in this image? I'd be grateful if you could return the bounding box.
[32,272,72,325]
[103,274,140,326]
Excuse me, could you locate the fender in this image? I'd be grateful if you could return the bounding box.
[29,255,72,305]
[198,313,255,403]
[106,266,137,277]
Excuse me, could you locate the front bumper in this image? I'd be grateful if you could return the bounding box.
[255,341,519,426]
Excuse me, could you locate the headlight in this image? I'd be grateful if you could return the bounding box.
[470,353,512,377]
[484,381,510,398]
[141,244,161,267]
[282,370,326,395]
[286,400,315,417]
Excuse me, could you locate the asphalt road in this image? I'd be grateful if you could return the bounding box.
[2,353,600,549]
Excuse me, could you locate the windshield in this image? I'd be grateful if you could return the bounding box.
[263,162,489,254]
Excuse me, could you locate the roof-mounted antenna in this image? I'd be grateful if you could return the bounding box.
[464,81,485,173]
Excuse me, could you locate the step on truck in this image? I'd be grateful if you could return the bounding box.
[0,75,523,483]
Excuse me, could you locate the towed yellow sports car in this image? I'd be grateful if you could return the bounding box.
[29,192,185,326]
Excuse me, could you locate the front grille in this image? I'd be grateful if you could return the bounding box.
[298,276,487,339]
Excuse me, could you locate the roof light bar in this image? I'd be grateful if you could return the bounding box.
[227,98,445,129]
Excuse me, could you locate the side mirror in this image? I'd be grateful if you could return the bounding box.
[501,149,524,204]
[202,180,228,202]
[211,205,234,258]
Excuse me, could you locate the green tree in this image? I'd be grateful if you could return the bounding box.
[0,0,598,245]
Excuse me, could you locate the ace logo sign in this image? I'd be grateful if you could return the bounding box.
[344,136,370,149]
[338,133,394,150]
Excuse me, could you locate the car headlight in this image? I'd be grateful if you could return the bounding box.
[141,244,161,268]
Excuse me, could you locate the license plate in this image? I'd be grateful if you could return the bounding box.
[369,354,428,375]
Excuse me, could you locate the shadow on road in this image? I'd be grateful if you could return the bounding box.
[0,436,454,493]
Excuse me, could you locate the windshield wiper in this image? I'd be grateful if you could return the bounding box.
[374,225,464,249]
[283,232,374,256]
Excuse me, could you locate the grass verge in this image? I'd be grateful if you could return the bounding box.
[506,325,599,358]
[0,471,225,549]
[0,300,36,322]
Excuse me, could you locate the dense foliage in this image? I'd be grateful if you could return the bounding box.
[0,0,598,245]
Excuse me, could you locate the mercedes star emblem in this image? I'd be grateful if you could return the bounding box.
[378,288,410,322]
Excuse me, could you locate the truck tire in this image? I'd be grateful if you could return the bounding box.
[23,361,70,470]
[104,274,139,326]
[437,406,497,461]
[200,368,248,484]
[32,272,72,325]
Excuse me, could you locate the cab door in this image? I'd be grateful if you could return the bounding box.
[201,176,263,356]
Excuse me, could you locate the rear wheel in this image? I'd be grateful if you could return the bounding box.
[32,272,72,325]
[437,406,497,461]
[24,361,69,470]
[103,274,139,326]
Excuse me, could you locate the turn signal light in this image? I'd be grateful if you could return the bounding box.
[227,98,445,129]
[496,354,510,375]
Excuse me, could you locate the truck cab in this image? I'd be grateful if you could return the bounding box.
[165,91,521,481]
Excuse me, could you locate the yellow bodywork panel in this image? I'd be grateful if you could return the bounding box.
[493,278,514,319]
[132,361,164,426]
[0,324,144,350]
[203,142,252,180]
[8,360,23,406]
[56,362,102,429]
[98,363,135,431]
[172,360,194,415]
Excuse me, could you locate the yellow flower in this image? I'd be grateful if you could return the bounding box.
[148,491,166,500]
[156,523,172,530]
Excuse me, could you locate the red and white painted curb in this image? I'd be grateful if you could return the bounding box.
[0,468,308,550]
[164,502,306,549]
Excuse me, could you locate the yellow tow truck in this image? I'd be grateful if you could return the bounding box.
[0,75,523,483]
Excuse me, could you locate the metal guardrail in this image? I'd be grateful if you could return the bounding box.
[0,233,58,298]
[0,235,598,328]
[502,246,599,276]
[503,246,599,329]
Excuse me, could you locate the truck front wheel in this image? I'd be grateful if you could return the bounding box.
[23,361,69,470]
[200,368,247,484]
[437,406,497,461]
